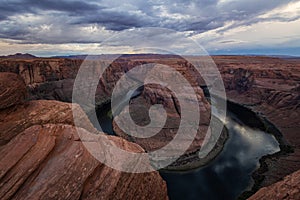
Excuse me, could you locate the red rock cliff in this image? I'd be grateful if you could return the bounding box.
[0,72,168,200]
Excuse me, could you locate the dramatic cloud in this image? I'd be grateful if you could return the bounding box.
[0,0,299,55]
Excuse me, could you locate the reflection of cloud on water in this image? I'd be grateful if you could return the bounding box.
[161,110,281,200]
[214,159,235,174]
[212,115,280,179]
[230,119,280,156]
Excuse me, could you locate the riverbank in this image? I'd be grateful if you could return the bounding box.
[93,92,285,199]
[94,101,229,171]
[0,55,298,199]
[93,90,287,192]
[224,99,293,199]
[160,110,280,200]
[198,91,289,198]
[201,84,293,198]
[161,116,229,171]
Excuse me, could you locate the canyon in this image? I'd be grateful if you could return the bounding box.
[0,72,168,200]
[0,54,299,199]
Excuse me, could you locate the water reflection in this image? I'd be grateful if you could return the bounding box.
[160,114,280,200]
[95,91,280,199]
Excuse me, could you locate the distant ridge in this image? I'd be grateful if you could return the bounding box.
[1,53,299,60]
[0,53,37,59]
[51,55,88,59]
[51,53,182,60]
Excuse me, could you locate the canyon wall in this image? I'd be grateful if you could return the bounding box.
[0,72,168,200]
[213,56,300,189]
[0,55,300,197]
[249,169,300,200]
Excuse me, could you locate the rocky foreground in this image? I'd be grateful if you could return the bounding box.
[0,72,168,200]
[0,55,299,198]
[249,169,300,200]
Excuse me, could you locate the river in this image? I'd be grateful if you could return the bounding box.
[160,112,279,200]
[95,93,280,200]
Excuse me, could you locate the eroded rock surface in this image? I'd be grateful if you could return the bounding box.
[228,68,254,92]
[112,60,227,170]
[0,58,81,85]
[0,124,168,200]
[1,55,300,197]
[249,169,300,200]
[0,72,27,109]
[213,56,300,189]
[0,100,97,146]
[0,72,168,200]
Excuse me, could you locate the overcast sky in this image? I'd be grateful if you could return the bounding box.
[0,0,299,56]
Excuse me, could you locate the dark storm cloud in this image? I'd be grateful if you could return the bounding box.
[25,0,101,13]
[136,0,295,32]
[0,0,101,18]
[71,10,155,31]
[0,0,298,44]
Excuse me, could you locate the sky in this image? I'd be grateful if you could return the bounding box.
[0,0,299,56]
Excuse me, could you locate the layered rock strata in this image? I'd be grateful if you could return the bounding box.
[1,55,300,196]
[0,72,168,200]
[249,169,300,200]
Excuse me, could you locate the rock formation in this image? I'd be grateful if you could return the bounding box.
[1,55,300,198]
[249,169,300,200]
[111,59,227,170]
[0,72,168,200]
[0,53,37,59]
[228,68,254,92]
[213,56,300,190]
[0,58,81,85]
[0,72,27,109]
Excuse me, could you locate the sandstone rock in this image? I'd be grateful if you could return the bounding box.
[229,68,254,93]
[0,100,97,146]
[0,73,27,109]
[111,62,227,170]
[0,58,82,85]
[1,55,300,196]
[212,56,300,193]
[0,124,168,200]
[0,56,207,109]
[249,169,300,200]
[0,69,168,199]
[113,84,212,153]
[28,79,75,102]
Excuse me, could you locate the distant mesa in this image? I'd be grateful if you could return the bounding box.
[0,53,181,60]
[51,54,88,59]
[0,53,37,59]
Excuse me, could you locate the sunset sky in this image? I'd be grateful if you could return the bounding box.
[0,0,299,56]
